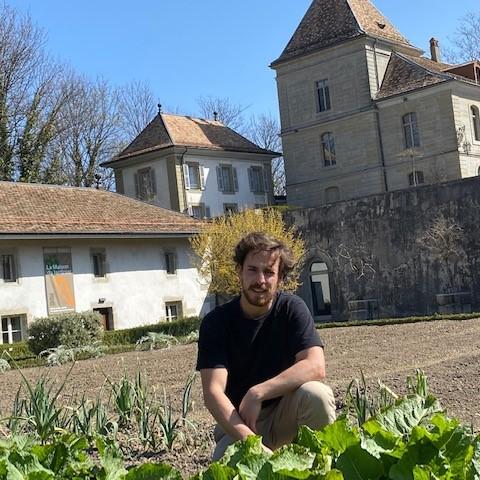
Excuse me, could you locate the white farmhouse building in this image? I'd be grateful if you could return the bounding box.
[0,181,211,344]
[101,113,280,218]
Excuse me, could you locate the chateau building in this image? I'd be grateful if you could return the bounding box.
[271,0,480,207]
[102,113,280,218]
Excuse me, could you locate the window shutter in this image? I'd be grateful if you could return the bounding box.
[149,168,157,195]
[183,164,190,190]
[247,168,253,192]
[216,166,224,192]
[205,206,211,218]
[263,167,269,194]
[233,168,239,192]
[199,165,206,190]
[134,173,140,198]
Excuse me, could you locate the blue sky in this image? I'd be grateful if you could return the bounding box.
[7,0,479,120]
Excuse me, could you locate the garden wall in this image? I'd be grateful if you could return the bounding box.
[285,176,480,320]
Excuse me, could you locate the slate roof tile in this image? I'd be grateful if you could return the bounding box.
[272,0,411,66]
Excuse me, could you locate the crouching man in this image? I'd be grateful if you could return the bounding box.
[196,232,336,460]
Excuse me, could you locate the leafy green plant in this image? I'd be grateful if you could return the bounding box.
[0,358,10,373]
[40,345,75,366]
[406,368,429,397]
[109,372,137,427]
[135,332,179,351]
[18,364,74,443]
[158,389,180,450]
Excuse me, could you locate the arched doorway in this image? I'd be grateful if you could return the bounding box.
[310,262,331,318]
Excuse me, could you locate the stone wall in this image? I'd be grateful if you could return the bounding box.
[285,176,480,320]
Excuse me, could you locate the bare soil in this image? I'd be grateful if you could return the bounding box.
[0,318,479,477]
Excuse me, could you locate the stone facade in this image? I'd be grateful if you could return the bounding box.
[285,176,480,321]
[271,0,480,208]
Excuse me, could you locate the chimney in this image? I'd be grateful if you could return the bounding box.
[430,37,441,62]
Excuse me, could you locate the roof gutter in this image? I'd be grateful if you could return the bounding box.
[0,232,197,240]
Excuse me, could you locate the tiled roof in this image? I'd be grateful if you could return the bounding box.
[106,113,279,164]
[0,182,200,235]
[376,53,454,100]
[272,0,412,66]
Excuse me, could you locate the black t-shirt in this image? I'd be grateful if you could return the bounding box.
[196,292,324,410]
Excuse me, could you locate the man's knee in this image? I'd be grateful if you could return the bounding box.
[296,381,336,427]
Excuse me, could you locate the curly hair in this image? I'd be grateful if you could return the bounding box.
[233,232,296,282]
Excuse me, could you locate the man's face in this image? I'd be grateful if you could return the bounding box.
[237,249,281,310]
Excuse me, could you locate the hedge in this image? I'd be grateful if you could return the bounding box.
[0,342,34,361]
[103,317,201,346]
[316,311,480,328]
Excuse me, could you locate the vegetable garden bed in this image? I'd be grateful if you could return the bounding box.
[0,317,478,477]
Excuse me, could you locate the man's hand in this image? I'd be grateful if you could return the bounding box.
[239,387,262,432]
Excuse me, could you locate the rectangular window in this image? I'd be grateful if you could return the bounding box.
[91,249,106,278]
[248,166,265,194]
[2,254,17,282]
[216,165,238,193]
[165,302,182,322]
[321,132,336,166]
[135,167,156,201]
[165,252,177,275]
[409,171,425,186]
[316,79,331,112]
[223,203,239,215]
[403,112,420,149]
[183,163,205,190]
[191,204,210,219]
[1,315,25,344]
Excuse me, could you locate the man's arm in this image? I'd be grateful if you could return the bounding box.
[239,346,326,431]
[200,367,257,442]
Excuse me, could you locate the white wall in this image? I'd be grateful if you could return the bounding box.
[0,238,212,338]
[183,152,270,217]
[122,155,171,208]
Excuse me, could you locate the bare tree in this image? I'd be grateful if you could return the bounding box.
[196,96,248,131]
[118,80,157,140]
[0,4,71,182]
[417,214,465,291]
[445,11,480,63]
[53,75,122,187]
[246,113,285,196]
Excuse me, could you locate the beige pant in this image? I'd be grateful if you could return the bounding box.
[213,381,336,461]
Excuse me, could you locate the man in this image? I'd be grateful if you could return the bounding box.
[196,232,336,460]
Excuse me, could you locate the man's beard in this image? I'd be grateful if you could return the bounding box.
[242,285,274,307]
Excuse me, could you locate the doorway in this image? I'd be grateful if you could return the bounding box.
[310,262,332,318]
[93,307,114,330]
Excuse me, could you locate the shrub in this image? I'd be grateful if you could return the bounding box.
[28,311,103,355]
[0,341,34,361]
[103,316,201,346]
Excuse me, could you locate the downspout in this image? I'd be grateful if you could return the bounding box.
[372,39,388,192]
[179,146,189,213]
[374,104,389,193]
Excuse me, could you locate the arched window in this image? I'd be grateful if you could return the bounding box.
[310,262,331,317]
[325,186,340,203]
[321,132,336,166]
[408,170,424,186]
[402,112,420,149]
[471,105,480,141]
